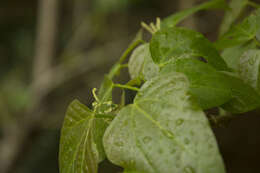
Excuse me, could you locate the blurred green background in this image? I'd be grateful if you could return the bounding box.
[0,0,260,173]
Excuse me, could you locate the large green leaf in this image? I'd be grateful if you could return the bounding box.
[161,0,227,29]
[150,27,228,71]
[59,100,110,173]
[103,73,225,173]
[128,43,159,81]
[220,72,260,113]
[238,49,260,92]
[215,9,260,50]
[219,0,248,36]
[221,41,257,70]
[160,58,232,109]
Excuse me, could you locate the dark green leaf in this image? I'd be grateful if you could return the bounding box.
[104,73,225,173]
[150,27,228,70]
[238,49,260,92]
[161,0,227,29]
[219,0,248,36]
[220,72,260,113]
[161,58,232,109]
[221,41,257,70]
[215,9,260,50]
[59,100,110,173]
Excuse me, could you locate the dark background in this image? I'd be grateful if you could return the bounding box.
[0,0,260,172]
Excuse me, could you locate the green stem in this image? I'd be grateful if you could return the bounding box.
[247,0,260,8]
[120,63,128,68]
[113,83,140,91]
[119,39,144,64]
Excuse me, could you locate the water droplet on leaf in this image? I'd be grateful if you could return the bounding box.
[176,119,184,126]
[115,141,124,147]
[184,166,195,173]
[143,136,152,144]
[184,138,190,145]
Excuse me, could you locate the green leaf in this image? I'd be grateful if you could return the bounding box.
[215,9,260,50]
[161,0,227,29]
[220,72,260,113]
[128,43,159,81]
[128,44,146,79]
[103,73,225,173]
[238,49,260,92]
[221,41,257,70]
[219,0,248,36]
[98,75,113,102]
[160,58,232,109]
[150,27,228,71]
[59,100,110,173]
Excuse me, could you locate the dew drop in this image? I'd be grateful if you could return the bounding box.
[143,136,152,144]
[158,148,164,154]
[163,130,175,139]
[184,166,195,173]
[249,58,255,65]
[176,119,184,126]
[115,141,124,147]
[170,149,176,154]
[184,138,190,145]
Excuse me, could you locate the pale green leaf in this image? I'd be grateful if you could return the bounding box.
[150,27,228,70]
[59,100,110,173]
[104,73,225,173]
[238,49,260,92]
[215,9,260,50]
[128,44,147,79]
[160,58,232,109]
[219,0,248,36]
[221,41,257,70]
[161,0,227,29]
[128,43,159,81]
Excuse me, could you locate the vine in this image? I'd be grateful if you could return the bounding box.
[59,0,260,173]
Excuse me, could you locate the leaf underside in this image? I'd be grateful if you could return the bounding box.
[59,100,110,173]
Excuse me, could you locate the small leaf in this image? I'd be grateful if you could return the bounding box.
[128,44,147,79]
[161,0,227,29]
[128,43,159,81]
[104,73,225,173]
[221,41,257,70]
[161,58,232,109]
[220,72,260,113]
[59,100,110,173]
[150,27,228,70]
[98,75,113,102]
[97,76,114,113]
[215,9,260,50]
[219,0,248,36]
[238,49,260,92]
